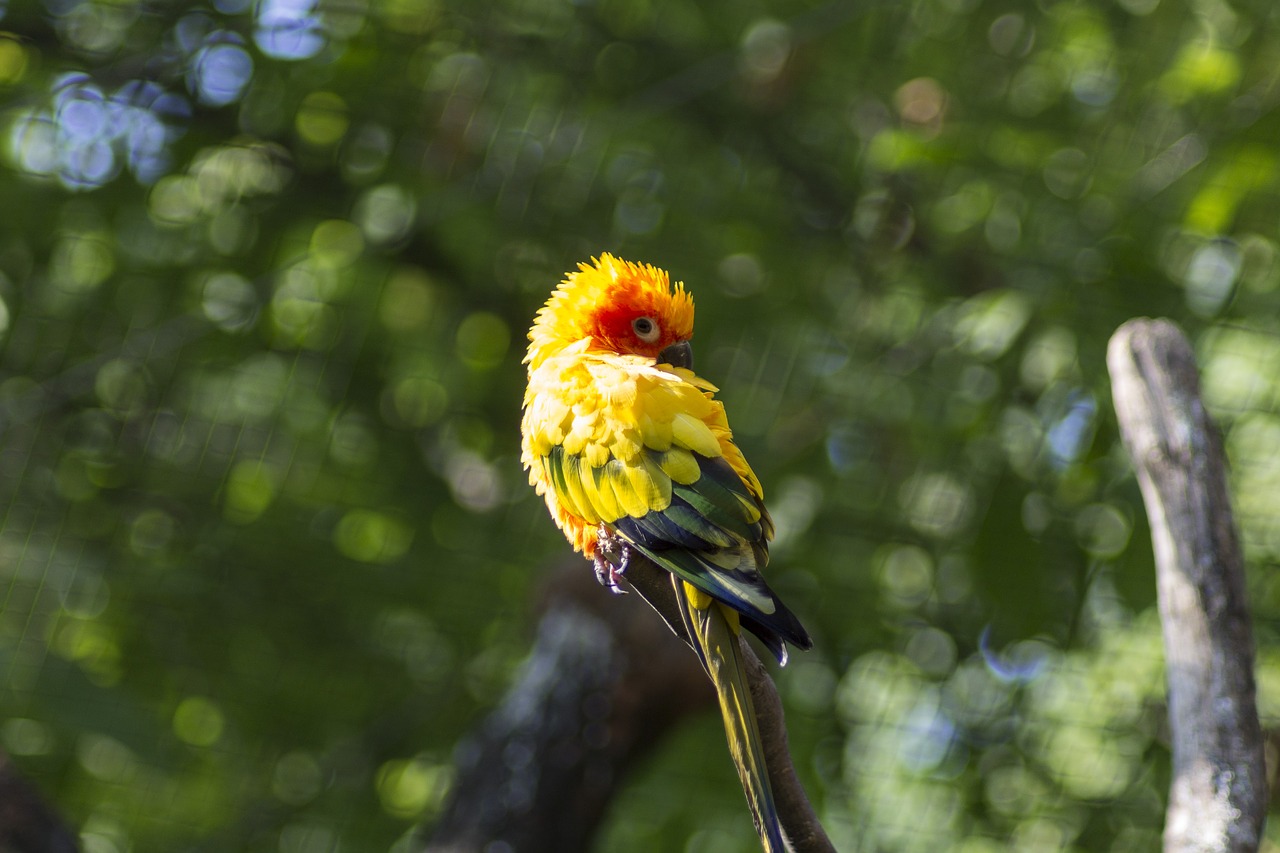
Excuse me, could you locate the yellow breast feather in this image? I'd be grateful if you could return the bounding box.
[522,351,758,551]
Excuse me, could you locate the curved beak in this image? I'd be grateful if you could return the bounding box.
[658,340,693,370]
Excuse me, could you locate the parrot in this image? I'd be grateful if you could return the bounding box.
[520,253,812,851]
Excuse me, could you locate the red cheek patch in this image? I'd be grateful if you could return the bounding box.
[592,301,638,343]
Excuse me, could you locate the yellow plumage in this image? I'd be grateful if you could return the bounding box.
[521,254,812,852]
[522,256,756,546]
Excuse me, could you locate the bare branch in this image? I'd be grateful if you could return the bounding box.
[421,563,713,853]
[423,557,830,853]
[622,553,835,853]
[1107,318,1267,853]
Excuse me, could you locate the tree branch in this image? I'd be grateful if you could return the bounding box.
[621,554,835,853]
[421,562,713,853]
[423,554,832,853]
[1107,318,1267,853]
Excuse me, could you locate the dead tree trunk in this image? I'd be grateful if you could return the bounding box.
[1107,318,1267,853]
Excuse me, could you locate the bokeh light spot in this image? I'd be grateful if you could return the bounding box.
[149,175,203,226]
[954,289,1031,360]
[256,0,326,60]
[376,757,453,819]
[271,265,341,349]
[455,312,510,370]
[2,718,54,756]
[202,271,260,331]
[1020,326,1077,392]
[1074,503,1131,558]
[895,77,947,135]
[900,472,974,539]
[77,734,139,783]
[50,230,115,294]
[190,38,253,107]
[356,184,417,245]
[739,19,791,85]
[385,376,448,428]
[717,253,766,298]
[865,128,931,172]
[94,359,150,418]
[379,0,442,36]
[905,626,958,677]
[979,630,1053,683]
[1161,39,1241,102]
[334,508,414,563]
[329,413,378,468]
[0,36,28,85]
[1045,392,1096,468]
[444,449,503,512]
[311,219,365,268]
[379,268,435,331]
[129,509,177,559]
[1183,240,1240,317]
[877,543,934,608]
[173,696,225,747]
[224,459,282,523]
[296,91,349,147]
[933,180,993,234]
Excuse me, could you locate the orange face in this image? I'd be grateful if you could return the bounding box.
[584,263,695,360]
[526,254,698,369]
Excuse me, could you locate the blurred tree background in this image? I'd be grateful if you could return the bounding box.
[1,0,1279,850]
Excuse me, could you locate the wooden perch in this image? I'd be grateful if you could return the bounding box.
[422,556,832,853]
[421,562,713,853]
[621,553,834,853]
[1107,319,1267,853]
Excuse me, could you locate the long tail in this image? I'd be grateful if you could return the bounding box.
[675,578,785,853]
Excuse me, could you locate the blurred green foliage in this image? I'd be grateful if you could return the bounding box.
[0,0,1279,851]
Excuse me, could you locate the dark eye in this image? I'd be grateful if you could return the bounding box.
[632,316,660,343]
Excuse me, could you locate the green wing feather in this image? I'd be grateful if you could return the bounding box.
[541,444,811,659]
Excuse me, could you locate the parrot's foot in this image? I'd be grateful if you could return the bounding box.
[593,527,630,595]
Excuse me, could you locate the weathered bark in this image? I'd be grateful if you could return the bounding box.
[1107,318,1267,853]
[618,554,834,853]
[420,563,714,853]
[422,555,833,853]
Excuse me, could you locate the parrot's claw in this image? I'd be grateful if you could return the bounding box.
[592,555,628,594]
[593,527,630,594]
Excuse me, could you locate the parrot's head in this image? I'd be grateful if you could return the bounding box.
[527,253,696,369]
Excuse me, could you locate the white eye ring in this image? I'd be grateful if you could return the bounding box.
[632,316,660,343]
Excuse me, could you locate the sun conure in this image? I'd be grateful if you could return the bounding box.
[521,253,812,852]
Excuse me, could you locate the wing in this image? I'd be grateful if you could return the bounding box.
[527,356,811,660]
